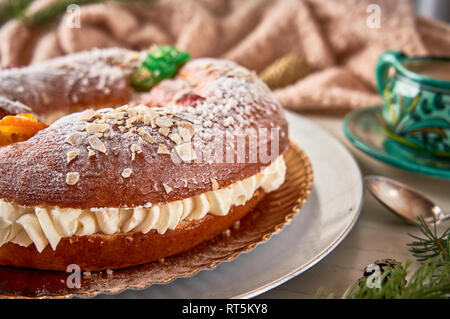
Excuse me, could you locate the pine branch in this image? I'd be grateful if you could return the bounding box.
[316,217,450,299]
[341,255,449,299]
[341,262,408,299]
[407,216,449,266]
[401,255,450,299]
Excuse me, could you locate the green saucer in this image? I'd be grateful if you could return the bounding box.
[343,105,450,179]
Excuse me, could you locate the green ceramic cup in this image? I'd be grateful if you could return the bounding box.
[376,51,450,157]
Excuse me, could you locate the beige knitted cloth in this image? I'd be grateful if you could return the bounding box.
[1,0,450,113]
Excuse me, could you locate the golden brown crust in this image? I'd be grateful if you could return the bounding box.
[0,49,139,115]
[0,49,288,271]
[0,52,289,209]
[0,190,265,271]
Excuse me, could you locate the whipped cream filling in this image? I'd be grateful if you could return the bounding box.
[0,156,286,253]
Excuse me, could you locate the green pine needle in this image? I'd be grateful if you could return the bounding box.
[317,216,450,299]
[407,216,449,265]
[342,256,449,299]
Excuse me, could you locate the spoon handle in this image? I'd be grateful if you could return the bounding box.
[441,211,450,222]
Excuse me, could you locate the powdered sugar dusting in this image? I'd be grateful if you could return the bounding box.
[0,54,288,209]
[0,48,145,115]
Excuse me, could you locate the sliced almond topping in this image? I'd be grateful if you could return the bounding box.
[86,123,109,134]
[106,119,117,125]
[131,143,142,153]
[143,109,159,125]
[115,112,126,120]
[178,122,195,142]
[66,172,80,185]
[78,110,98,122]
[145,108,158,119]
[163,183,172,194]
[115,105,128,113]
[87,135,106,153]
[175,142,196,162]
[138,127,155,143]
[74,124,86,132]
[143,114,152,125]
[130,144,142,161]
[88,148,96,157]
[126,117,138,127]
[155,116,173,128]
[128,108,138,119]
[67,149,80,164]
[157,144,171,155]
[158,127,170,137]
[169,133,182,144]
[65,132,83,146]
[210,178,219,191]
[121,168,132,178]
[123,130,135,139]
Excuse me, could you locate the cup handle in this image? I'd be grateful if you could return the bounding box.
[375,51,406,96]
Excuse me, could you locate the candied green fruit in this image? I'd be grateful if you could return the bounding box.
[130,45,190,91]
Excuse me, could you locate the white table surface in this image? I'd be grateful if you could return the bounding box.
[259,113,450,299]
